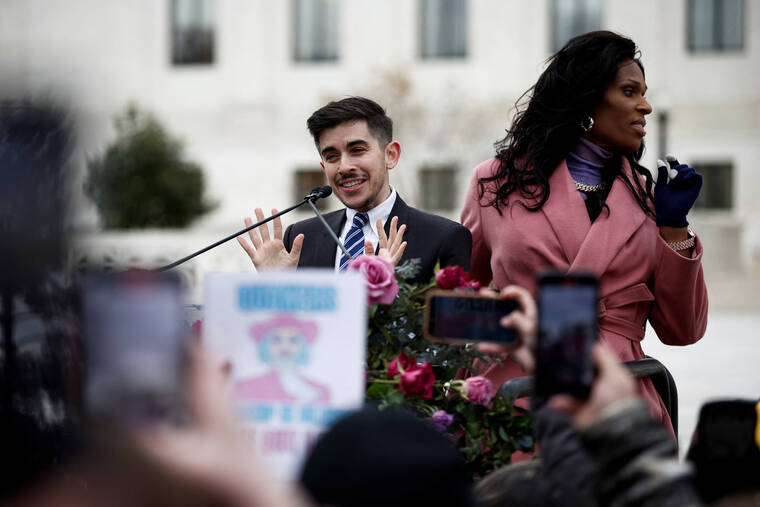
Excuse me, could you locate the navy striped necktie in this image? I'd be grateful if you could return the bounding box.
[339,212,369,271]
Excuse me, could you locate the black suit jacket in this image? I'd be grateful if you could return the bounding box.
[282,195,472,284]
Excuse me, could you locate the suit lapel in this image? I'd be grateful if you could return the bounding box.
[372,194,410,254]
[568,158,647,277]
[385,195,410,234]
[540,160,590,266]
[306,209,346,267]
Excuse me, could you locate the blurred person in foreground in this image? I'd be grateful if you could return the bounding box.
[475,303,703,506]
[8,343,312,507]
[300,408,474,507]
[461,30,707,439]
[686,399,760,505]
[547,343,703,507]
[0,101,81,499]
[477,288,758,507]
[236,96,472,283]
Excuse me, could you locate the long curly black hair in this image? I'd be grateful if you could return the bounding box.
[479,30,655,218]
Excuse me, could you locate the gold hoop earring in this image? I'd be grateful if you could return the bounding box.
[581,116,594,132]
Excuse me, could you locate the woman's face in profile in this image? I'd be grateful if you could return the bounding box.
[585,59,652,154]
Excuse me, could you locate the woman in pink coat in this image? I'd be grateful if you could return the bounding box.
[461,31,708,439]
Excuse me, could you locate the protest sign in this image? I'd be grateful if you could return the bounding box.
[203,270,367,480]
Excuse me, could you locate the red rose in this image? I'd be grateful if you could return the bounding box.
[435,265,468,290]
[387,351,416,379]
[399,362,435,399]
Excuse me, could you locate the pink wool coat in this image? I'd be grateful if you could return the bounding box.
[461,158,708,439]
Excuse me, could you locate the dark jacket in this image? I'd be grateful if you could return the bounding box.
[536,398,703,507]
[283,195,472,284]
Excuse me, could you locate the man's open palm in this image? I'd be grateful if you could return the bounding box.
[236,208,304,270]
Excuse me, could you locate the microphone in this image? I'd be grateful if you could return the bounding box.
[155,186,333,271]
[305,188,351,258]
[305,185,332,200]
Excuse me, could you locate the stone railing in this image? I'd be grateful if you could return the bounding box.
[70,229,255,303]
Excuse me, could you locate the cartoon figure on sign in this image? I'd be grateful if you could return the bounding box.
[235,315,331,405]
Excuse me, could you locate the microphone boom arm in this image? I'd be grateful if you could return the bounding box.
[307,199,351,258]
[155,197,311,272]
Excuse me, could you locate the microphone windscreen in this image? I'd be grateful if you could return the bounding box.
[317,185,333,198]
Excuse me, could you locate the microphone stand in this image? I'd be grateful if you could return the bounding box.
[307,199,351,258]
[155,197,313,272]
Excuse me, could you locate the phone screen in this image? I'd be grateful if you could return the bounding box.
[83,270,187,424]
[426,294,518,344]
[535,275,598,398]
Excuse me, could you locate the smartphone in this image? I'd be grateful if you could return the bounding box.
[82,269,188,425]
[423,290,519,345]
[535,272,598,398]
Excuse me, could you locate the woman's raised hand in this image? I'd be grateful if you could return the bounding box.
[654,155,703,228]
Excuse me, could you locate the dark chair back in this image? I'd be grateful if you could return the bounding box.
[497,357,679,439]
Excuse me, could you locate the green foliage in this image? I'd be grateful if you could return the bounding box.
[84,104,216,229]
[365,260,534,478]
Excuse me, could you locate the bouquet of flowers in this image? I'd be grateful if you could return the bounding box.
[348,256,534,478]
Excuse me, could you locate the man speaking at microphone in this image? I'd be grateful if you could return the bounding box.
[237,96,471,283]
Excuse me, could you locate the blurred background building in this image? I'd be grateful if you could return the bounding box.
[1,0,758,306]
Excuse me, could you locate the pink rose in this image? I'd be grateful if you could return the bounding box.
[387,351,416,379]
[435,265,468,290]
[464,376,493,406]
[399,362,435,399]
[348,255,399,305]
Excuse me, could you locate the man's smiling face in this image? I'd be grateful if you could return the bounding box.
[318,119,399,213]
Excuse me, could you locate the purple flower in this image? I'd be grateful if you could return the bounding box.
[430,410,454,432]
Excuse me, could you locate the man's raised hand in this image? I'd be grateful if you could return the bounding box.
[363,216,407,266]
[236,208,303,270]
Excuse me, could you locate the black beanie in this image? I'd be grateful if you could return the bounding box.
[300,408,472,507]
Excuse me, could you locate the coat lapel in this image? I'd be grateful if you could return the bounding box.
[539,159,648,278]
[568,158,647,277]
[540,160,591,267]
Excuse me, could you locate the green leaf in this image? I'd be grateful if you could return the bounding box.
[365,382,393,398]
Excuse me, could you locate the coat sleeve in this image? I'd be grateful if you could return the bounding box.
[649,234,709,345]
[460,162,494,286]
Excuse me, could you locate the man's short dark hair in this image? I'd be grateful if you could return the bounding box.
[306,96,393,149]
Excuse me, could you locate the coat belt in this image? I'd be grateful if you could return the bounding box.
[597,283,654,341]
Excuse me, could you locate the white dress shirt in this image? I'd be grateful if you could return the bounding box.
[333,187,398,270]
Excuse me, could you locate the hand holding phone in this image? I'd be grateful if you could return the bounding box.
[549,342,637,430]
[83,270,188,425]
[423,289,519,345]
[474,285,538,372]
[535,272,598,398]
